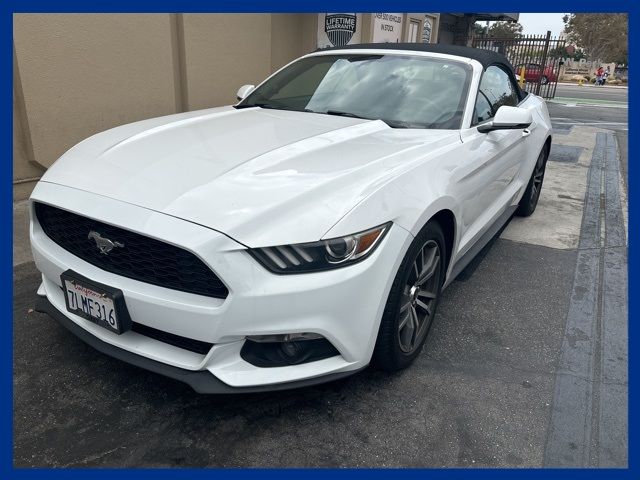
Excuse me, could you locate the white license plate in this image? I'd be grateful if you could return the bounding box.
[63,278,120,333]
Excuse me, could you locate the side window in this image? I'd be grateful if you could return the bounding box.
[473,65,519,125]
[474,91,493,123]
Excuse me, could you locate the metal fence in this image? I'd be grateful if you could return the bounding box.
[464,31,566,99]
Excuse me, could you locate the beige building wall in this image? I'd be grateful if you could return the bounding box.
[13,14,181,200]
[14,46,45,201]
[12,13,439,200]
[12,13,315,200]
[181,14,272,110]
[271,14,306,71]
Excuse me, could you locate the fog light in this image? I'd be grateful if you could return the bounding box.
[280,340,304,358]
[241,333,340,368]
[246,332,323,343]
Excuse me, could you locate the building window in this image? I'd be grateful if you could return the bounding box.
[408,20,420,43]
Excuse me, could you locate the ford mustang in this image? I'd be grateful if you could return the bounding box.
[31,44,552,393]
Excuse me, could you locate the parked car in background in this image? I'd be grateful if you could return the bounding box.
[31,44,552,393]
[514,62,557,84]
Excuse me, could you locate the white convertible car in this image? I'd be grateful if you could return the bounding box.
[31,44,552,393]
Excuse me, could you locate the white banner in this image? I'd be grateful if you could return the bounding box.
[372,13,403,43]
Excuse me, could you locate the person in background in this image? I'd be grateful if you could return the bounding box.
[602,66,610,86]
[595,66,604,85]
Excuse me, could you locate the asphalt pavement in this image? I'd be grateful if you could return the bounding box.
[12,87,628,467]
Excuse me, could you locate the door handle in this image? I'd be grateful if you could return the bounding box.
[522,129,531,137]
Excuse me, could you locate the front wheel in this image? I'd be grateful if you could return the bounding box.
[516,145,548,217]
[540,75,549,85]
[372,222,446,371]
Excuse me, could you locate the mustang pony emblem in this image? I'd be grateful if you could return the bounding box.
[88,230,124,255]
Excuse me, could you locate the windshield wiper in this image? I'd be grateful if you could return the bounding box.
[382,120,413,129]
[324,110,413,129]
[235,102,283,110]
[324,110,370,120]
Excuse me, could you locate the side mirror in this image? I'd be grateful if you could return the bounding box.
[477,106,532,133]
[236,84,255,101]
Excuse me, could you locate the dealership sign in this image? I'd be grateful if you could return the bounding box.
[372,13,403,43]
[325,13,356,46]
[317,13,362,48]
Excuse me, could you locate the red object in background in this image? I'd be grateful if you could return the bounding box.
[514,63,558,85]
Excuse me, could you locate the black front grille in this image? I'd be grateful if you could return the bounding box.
[35,202,229,299]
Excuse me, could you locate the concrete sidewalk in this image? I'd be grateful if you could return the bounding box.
[556,82,628,89]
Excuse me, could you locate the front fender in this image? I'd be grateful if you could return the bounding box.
[323,168,463,281]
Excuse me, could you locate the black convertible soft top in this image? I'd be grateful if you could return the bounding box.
[318,43,514,72]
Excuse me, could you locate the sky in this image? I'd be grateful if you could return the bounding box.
[517,13,567,37]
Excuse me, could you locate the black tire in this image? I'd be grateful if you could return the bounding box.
[516,144,548,217]
[540,75,549,85]
[372,221,446,371]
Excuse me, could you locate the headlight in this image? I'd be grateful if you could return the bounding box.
[248,223,391,274]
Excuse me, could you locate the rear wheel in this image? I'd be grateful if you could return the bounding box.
[540,75,549,85]
[516,145,548,217]
[372,221,446,371]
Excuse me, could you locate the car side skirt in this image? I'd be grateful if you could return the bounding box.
[445,204,518,288]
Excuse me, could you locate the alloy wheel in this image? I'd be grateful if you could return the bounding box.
[530,152,546,208]
[397,239,441,353]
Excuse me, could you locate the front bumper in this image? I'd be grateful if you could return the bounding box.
[30,182,412,391]
[34,295,366,393]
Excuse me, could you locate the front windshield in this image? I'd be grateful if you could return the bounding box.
[237,54,471,129]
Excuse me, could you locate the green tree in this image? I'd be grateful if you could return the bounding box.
[548,45,586,61]
[548,46,567,59]
[473,22,488,35]
[570,48,587,61]
[562,13,628,63]
[487,21,523,38]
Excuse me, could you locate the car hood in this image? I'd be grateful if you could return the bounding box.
[42,106,459,247]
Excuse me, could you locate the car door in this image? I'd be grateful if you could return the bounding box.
[454,65,529,257]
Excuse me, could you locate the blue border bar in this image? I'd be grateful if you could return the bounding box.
[5,2,638,13]
[4,2,635,478]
